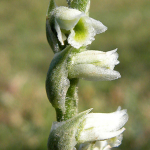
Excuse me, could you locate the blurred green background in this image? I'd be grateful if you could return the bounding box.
[0,0,150,149]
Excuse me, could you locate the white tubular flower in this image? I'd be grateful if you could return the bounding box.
[77,107,128,143]
[68,49,121,81]
[51,6,107,48]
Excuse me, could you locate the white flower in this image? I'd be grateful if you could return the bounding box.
[68,49,121,81]
[51,6,107,48]
[77,107,128,143]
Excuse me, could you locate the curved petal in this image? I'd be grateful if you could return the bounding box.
[78,127,125,142]
[107,134,123,147]
[52,6,84,30]
[89,18,107,34]
[84,107,128,131]
[54,20,66,45]
[68,64,121,81]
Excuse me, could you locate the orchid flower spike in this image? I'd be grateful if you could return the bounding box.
[68,49,121,81]
[51,6,107,49]
[77,107,128,145]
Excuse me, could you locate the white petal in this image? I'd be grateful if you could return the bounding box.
[107,134,123,147]
[89,18,107,34]
[93,135,122,150]
[54,20,66,45]
[68,64,121,81]
[78,127,125,142]
[71,49,119,70]
[94,141,111,150]
[105,49,119,70]
[68,16,95,49]
[84,108,128,131]
[52,6,84,30]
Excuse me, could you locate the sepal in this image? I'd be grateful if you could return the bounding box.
[46,19,61,53]
[46,0,66,53]
[46,0,56,18]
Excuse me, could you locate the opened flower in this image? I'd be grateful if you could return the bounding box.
[68,49,121,81]
[51,6,107,49]
[77,107,128,143]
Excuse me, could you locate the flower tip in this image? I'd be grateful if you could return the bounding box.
[86,108,93,114]
[112,71,121,81]
[103,25,108,33]
[117,72,121,79]
[113,48,118,54]
[120,127,126,134]
[117,106,121,111]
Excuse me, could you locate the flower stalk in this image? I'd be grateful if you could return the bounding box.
[45,0,128,150]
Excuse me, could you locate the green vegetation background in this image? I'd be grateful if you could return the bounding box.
[0,0,150,149]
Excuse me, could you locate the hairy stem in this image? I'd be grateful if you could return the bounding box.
[64,78,79,120]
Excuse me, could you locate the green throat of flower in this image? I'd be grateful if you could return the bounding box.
[74,18,88,42]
